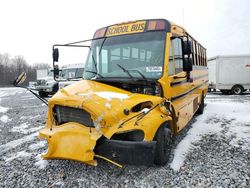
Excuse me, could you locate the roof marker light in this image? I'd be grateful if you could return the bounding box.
[94,27,107,38]
[147,20,166,31]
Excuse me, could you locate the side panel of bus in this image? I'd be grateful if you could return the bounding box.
[163,32,208,133]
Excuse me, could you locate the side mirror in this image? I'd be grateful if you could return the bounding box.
[13,72,27,86]
[183,57,193,72]
[53,66,60,79]
[182,40,193,55]
[53,48,59,62]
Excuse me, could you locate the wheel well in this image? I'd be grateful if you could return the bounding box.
[232,84,244,90]
[160,121,173,133]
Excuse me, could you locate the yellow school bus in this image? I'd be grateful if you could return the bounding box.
[39,19,208,166]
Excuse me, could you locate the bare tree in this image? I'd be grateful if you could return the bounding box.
[0,53,50,86]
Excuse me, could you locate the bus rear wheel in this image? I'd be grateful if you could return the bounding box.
[153,124,172,166]
[196,94,204,114]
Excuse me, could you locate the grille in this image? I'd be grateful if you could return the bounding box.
[37,80,46,86]
[54,105,94,127]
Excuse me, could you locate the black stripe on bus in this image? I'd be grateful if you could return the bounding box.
[170,74,208,87]
[170,79,187,87]
[171,80,209,101]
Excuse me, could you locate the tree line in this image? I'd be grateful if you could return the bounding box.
[0,53,50,87]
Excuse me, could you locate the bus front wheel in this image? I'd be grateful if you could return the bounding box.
[153,124,172,166]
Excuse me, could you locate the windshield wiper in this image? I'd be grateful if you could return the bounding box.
[85,70,104,78]
[116,64,133,79]
[116,64,148,80]
[126,69,147,79]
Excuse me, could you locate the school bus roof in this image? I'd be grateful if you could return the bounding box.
[93,19,206,50]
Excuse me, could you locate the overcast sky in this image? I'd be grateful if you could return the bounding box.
[0,0,250,65]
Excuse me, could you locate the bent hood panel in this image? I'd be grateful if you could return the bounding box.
[48,80,162,136]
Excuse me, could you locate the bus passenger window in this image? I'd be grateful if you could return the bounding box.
[172,38,183,74]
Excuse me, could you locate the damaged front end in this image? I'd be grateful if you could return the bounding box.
[39,80,171,166]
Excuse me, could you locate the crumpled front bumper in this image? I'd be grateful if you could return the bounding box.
[39,122,157,166]
[95,138,156,166]
[39,123,101,166]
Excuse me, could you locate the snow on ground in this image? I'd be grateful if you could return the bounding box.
[10,123,43,134]
[0,87,26,97]
[34,154,48,169]
[170,99,250,171]
[20,115,41,120]
[0,132,38,154]
[0,115,10,123]
[0,106,9,113]
[4,150,32,162]
[29,141,46,150]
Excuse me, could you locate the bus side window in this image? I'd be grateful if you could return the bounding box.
[172,38,183,74]
[168,40,174,76]
[101,49,108,73]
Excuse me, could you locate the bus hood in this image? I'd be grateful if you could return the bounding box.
[48,80,162,137]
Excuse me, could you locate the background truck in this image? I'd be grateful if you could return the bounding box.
[35,64,84,97]
[208,55,250,94]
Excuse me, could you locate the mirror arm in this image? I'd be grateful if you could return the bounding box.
[15,85,48,106]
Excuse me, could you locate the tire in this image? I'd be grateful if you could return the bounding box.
[38,91,49,98]
[231,85,243,95]
[196,94,204,114]
[153,124,172,166]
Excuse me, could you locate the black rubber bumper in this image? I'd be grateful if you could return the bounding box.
[95,138,156,166]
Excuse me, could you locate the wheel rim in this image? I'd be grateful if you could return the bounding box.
[234,87,241,94]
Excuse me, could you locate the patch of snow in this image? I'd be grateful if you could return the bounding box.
[94,91,129,101]
[34,154,48,169]
[93,114,104,133]
[0,115,11,123]
[0,132,38,154]
[11,123,29,132]
[170,115,223,171]
[170,100,250,172]
[52,181,65,187]
[29,141,46,150]
[227,123,250,150]
[4,150,32,162]
[11,123,43,134]
[20,115,41,120]
[0,106,9,113]
[0,88,26,97]
[105,103,112,109]
[141,108,150,113]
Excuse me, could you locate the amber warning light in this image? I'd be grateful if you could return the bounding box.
[93,27,107,38]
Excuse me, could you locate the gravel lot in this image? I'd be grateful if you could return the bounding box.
[0,88,249,188]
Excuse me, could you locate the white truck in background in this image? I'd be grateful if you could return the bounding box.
[35,64,84,97]
[208,55,250,94]
[58,63,85,89]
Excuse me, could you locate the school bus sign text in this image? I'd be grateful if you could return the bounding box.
[106,21,146,37]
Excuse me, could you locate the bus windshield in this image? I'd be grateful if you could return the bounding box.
[84,31,166,80]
